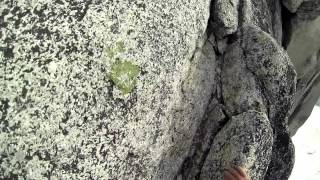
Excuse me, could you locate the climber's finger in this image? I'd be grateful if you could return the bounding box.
[233,166,247,177]
[227,167,243,179]
[224,170,237,180]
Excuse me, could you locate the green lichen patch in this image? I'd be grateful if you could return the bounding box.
[106,47,116,59]
[105,41,126,59]
[222,144,232,163]
[109,61,140,94]
[115,41,126,53]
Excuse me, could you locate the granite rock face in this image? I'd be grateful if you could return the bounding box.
[211,0,239,39]
[283,0,305,13]
[200,111,273,180]
[0,1,213,179]
[0,0,319,180]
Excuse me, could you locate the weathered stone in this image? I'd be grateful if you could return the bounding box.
[238,0,283,44]
[0,1,213,179]
[283,0,305,13]
[241,26,297,180]
[200,111,273,180]
[210,0,239,39]
[221,40,266,116]
[1,0,319,179]
[177,99,227,179]
[155,34,217,180]
[217,25,296,180]
[287,18,320,77]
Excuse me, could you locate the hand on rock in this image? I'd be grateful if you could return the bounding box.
[224,166,250,180]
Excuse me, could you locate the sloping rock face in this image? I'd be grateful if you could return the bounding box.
[0,0,319,180]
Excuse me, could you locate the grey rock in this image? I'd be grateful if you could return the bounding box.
[1,0,319,179]
[217,38,229,54]
[283,0,305,13]
[177,99,227,179]
[218,25,296,180]
[286,8,320,77]
[200,111,273,180]
[0,1,214,179]
[239,0,283,44]
[285,0,320,75]
[241,26,297,180]
[221,38,267,116]
[211,0,239,39]
[155,34,217,180]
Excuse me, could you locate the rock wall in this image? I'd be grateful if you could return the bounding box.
[0,0,319,179]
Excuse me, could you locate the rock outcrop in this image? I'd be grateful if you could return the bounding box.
[0,0,319,179]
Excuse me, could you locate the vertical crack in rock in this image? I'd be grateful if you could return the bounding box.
[176,99,228,180]
[174,3,232,177]
[155,32,217,180]
[281,4,295,48]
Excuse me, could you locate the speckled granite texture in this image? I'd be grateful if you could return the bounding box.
[1,0,320,180]
[0,0,212,179]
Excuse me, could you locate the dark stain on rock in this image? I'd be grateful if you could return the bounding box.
[0,46,14,59]
[0,99,9,132]
[68,0,93,21]
[62,111,71,123]
[21,86,28,99]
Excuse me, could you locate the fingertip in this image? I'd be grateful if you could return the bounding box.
[234,166,248,177]
[224,170,235,180]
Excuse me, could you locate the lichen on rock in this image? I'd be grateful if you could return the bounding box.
[109,60,140,94]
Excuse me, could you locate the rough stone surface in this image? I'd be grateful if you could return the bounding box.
[217,25,296,180]
[1,0,319,179]
[283,0,305,13]
[0,1,213,179]
[210,0,239,39]
[241,25,297,180]
[200,111,273,180]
